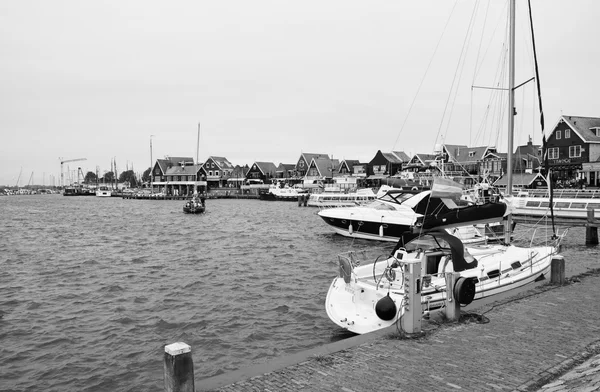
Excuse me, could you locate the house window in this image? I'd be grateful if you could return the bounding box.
[565,129,570,139]
[469,151,475,157]
[555,130,561,140]
[209,171,213,176]
[569,145,581,158]
[548,148,559,159]
[215,171,219,176]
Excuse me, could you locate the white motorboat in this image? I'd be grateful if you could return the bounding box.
[307,187,377,208]
[260,183,308,201]
[95,185,112,197]
[317,185,507,243]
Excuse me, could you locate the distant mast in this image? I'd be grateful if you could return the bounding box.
[196,123,200,191]
[505,0,516,243]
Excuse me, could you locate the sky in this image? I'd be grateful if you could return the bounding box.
[1,0,599,186]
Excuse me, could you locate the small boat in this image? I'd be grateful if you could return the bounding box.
[260,183,308,201]
[307,187,377,208]
[183,196,205,214]
[96,185,112,197]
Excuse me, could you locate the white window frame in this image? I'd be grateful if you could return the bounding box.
[555,130,561,140]
[569,145,581,158]
[565,129,570,138]
[548,147,559,159]
[215,171,220,176]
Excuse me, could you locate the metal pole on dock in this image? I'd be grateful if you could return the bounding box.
[164,342,195,392]
[444,273,461,322]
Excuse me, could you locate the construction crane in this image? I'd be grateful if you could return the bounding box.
[59,157,87,187]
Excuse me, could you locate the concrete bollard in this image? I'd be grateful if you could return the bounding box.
[550,255,565,285]
[444,273,461,322]
[164,342,195,392]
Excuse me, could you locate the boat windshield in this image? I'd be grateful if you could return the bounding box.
[404,233,452,252]
[377,191,417,205]
[363,200,400,211]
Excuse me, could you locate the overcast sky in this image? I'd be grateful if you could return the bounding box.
[1,0,598,186]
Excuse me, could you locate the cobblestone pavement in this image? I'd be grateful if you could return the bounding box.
[198,270,600,392]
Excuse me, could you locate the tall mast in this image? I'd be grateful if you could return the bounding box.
[150,135,154,192]
[505,0,516,243]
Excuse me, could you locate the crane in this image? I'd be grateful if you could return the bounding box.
[59,157,87,187]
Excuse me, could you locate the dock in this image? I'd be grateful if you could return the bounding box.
[163,267,600,392]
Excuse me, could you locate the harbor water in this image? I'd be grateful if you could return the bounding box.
[1,195,597,391]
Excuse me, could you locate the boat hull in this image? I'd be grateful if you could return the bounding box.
[325,243,557,334]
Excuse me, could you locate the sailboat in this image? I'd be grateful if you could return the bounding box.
[324,1,567,335]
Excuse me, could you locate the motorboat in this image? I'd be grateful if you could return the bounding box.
[325,228,565,334]
[260,183,308,201]
[307,187,377,208]
[96,185,112,197]
[183,195,206,214]
[317,184,508,243]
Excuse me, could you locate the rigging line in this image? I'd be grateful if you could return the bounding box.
[434,1,480,147]
[471,0,490,84]
[527,0,556,236]
[443,0,481,142]
[472,0,510,82]
[391,0,459,151]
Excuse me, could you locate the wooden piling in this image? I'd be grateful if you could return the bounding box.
[444,273,461,322]
[586,208,599,245]
[164,342,195,392]
[550,255,565,285]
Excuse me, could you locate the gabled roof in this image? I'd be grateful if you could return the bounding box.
[310,157,337,177]
[391,151,411,162]
[253,162,278,176]
[493,172,545,187]
[155,157,194,174]
[207,156,234,170]
[301,153,329,162]
[164,163,202,176]
[555,115,600,143]
[340,159,360,169]
[381,152,404,164]
[449,146,491,163]
[443,145,468,162]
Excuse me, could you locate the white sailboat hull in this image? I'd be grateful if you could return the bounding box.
[325,242,557,335]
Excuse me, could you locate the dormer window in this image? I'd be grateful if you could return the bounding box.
[469,151,475,158]
[556,130,561,140]
[591,127,600,137]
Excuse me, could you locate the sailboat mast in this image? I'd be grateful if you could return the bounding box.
[505,0,516,243]
[507,0,516,193]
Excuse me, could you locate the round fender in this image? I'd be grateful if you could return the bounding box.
[454,277,476,305]
[375,294,397,321]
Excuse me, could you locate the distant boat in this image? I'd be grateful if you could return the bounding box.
[260,183,308,201]
[96,185,112,197]
[183,195,206,214]
[307,187,377,208]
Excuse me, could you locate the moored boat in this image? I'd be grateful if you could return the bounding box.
[307,187,377,208]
